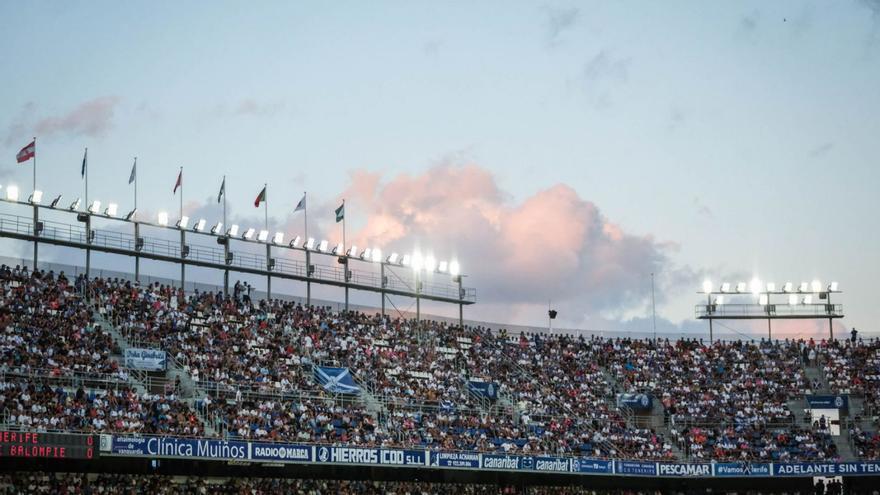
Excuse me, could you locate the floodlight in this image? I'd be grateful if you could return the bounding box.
[360,248,371,260]
[347,245,358,258]
[318,240,329,252]
[332,242,344,255]
[28,190,43,204]
[6,186,19,201]
[829,281,839,292]
[257,230,269,242]
[438,261,449,273]
[105,203,118,217]
[69,198,81,211]
[305,238,316,250]
[88,201,101,214]
[401,254,411,267]
[749,278,762,296]
[387,252,399,264]
[371,248,382,263]
[176,216,189,229]
[803,295,813,305]
[449,260,461,277]
[272,232,284,245]
[411,252,424,271]
[425,255,436,272]
[290,235,302,248]
[811,280,822,293]
[210,222,223,234]
[49,194,62,208]
[783,282,793,293]
[759,294,769,305]
[714,295,725,305]
[720,282,731,293]
[766,282,776,292]
[157,211,169,226]
[125,209,137,221]
[227,224,239,237]
[798,282,809,292]
[788,294,798,306]
[243,228,255,240]
[702,280,713,294]
[735,282,746,293]
[194,219,207,232]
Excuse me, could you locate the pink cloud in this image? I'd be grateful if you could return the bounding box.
[34,96,120,139]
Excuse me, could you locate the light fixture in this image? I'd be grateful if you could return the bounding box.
[28,190,43,204]
[6,185,19,202]
[798,282,809,293]
[157,211,169,226]
[176,216,189,229]
[105,203,118,217]
[69,198,81,211]
[194,219,207,232]
[401,254,411,267]
[227,224,239,237]
[243,228,255,240]
[211,222,223,234]
[125,208,137,221]
[318,240,329,252]
[360,248,371,260]
[749,278,762,296]
[714,295,725,305]
[736,282,746,293]
[272,232,284,245]
[788,294,798,306]
[438,261,449,273]
[347,245,358,258]
[305,238,316,250]
[257,230,269,242]
[50,194,62,208]
[411,252,424,271]
[702,280,713,294]
[371,248,382,263]
[783,282,793,293]
[759,294,769,305]
[811,280,822,293]
[290,235,302,248]
[829,281,839,292]
[88,201,101,214]
[449,260,461,277]
[766,282,776,292]
[803,295,813,305]
[332,242,344,255]
[387,252,399,264]
[425,255,437,272]
[720,283,731,293]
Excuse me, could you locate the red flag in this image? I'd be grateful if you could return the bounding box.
[16,140,35,163]
[254,186,266,207]
[173,170,182,194]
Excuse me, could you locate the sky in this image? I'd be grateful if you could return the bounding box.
[1,1,879,339]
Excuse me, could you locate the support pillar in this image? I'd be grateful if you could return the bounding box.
[32,204,39,271]
[266,244,272,300]
[180,230,186,290]
[134,223,140,283]
[305,250,311,307]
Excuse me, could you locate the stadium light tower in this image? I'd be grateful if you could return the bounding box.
[698,277,843,342]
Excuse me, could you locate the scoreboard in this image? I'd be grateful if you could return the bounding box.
[0,431,95,460]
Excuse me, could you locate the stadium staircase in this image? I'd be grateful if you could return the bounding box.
[92,311,218,437]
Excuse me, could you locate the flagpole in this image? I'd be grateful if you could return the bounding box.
[303,192,308,244]
[84,147,88,210]
[32,137,36,195]
[264,182,270,300]
[179,166,183,220]
[222,175,227,231]
[342,198,347,311]
[179,166,185,291]
[304,191,310,307]
[264,183,268,231]
[32,137,37,272]
[133,157,138,213]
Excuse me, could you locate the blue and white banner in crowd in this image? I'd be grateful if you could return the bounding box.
[123,348,167,371]
[806,395,849,410]
[103,435,880,478]
[313,366,360,395]
[616,393,653,412]
[468,380,499,401]
[714,462,772,477]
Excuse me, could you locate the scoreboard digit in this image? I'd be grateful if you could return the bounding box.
[0,431,95,460]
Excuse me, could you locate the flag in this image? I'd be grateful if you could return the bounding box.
[217,177,225,204]
[81,148,87,178]
[254,186,266,207]
[128,159,136,184]
[294,193,306,213]
[173,170,182,194]
[16,140,35,163]
[335,202,344,223]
